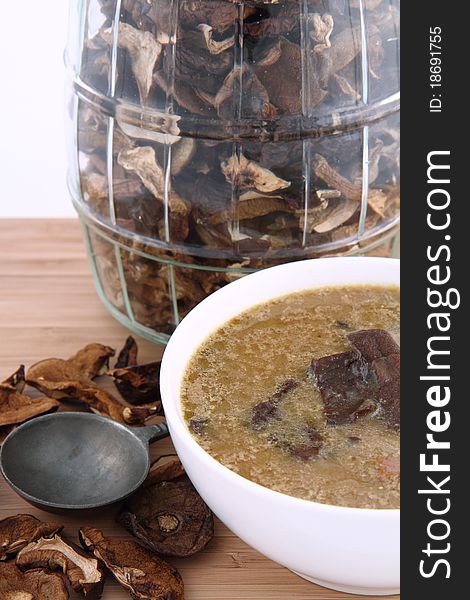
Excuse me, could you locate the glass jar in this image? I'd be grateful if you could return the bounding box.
[66,0,400,343]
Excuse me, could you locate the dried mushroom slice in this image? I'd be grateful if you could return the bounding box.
[215,66,277,119]
[16,534,105,600]
[111,336,162,406]
[118,146,190,240]
[115,335,139,369]
[197,24,234,54]
[0,367,60,428]
[243,1,300,38]
[108,336,162,412]
[0,389,59,428]
[313,153,362,201]
[255,38,302,114]
[171,137,196,175]
[101,22,169,102]
[117,474,213,557]
[0,563,69,600]
[179,0,238,34]
[26,344,152,425]
[109,363,162,407]
[315,25,361,89]
[115,0,173,37]
[1,365,26,392]
[67,343,115,379]
[310,13,335,52]
[221,153,290,193]
[310,198,358,234]
[0,515,63,561]
[79,527,184,600]
[144,454,186,488]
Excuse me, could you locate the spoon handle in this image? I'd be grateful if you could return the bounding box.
[130,422,169,445]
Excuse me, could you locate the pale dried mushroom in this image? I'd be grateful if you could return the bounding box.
[313,153,362,201]
[0,389,59,428]
[312,199,358,234]
[118,146,166,198]
[197,24,234,55]
[310,13,335,52]
[0,367,59,428]
[118,146,190,240]
[101,22,169,102]
[16,535,105,599]
[221,153,290,193]
[0,563,69,600]
[79,527,184,600]
[0,515,62,561]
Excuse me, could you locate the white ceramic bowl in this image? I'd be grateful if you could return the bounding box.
[160,257,400,596]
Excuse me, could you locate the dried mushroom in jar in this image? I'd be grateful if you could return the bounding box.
[76,0,400,336]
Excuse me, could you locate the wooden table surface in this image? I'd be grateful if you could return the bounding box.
[0,219,399,599]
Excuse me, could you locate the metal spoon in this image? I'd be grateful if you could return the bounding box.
[0,412,169,511]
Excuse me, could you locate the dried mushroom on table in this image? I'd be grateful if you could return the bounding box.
[108,335,162,406]
[0,339,163,435]
[118,455,214,557]
[0,366,59,432]
[0,563,69,600]
[74,0,399,335]
[26,342,160,425]
[0,515,63,561]
[16,534,105,599]
[80,527,184,600]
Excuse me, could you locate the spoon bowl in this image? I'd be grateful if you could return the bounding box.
[0,412,168,511]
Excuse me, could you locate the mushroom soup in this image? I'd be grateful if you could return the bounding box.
[181,285,400,509]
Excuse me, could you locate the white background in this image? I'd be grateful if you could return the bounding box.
[0,1,75,217]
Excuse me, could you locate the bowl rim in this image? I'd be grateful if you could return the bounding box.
[160,256,400,517]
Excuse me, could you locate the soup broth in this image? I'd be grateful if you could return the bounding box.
[181,285,400,509]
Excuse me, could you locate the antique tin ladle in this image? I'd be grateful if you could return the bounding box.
[0,412,169,511]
